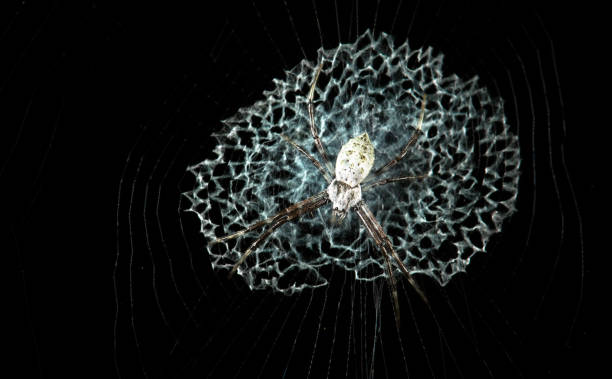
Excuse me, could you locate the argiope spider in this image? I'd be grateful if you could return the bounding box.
[210,63,428,328]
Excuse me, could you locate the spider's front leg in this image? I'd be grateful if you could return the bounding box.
[356,204,402,329]
[210,191,329,278]
[355,201,428,328]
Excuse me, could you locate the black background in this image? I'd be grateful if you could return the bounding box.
[4,0,600,377]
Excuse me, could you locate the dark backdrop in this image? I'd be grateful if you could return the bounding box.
[4,1,599,377]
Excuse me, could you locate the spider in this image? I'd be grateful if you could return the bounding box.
[210,63,428,328]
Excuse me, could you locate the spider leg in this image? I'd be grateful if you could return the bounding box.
[363,175,441,225]
[362,174,428,192]
[281,134,331,183]
[356,204,402,329]
[210,191,328,245]
[223,192,329,278]
[372,94,427,177]
[308,63,333,174]
[228,215,288,278]
[355,202,428,313]
[382,247,402,330]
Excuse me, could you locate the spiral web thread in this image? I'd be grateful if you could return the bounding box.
[184,30,520,294]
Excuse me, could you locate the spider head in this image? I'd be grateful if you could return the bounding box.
[327,179,362,224]
[331,209,348,224]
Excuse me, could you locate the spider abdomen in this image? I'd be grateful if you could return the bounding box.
[334,132,375,187]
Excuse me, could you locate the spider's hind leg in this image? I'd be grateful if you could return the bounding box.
[307,63,334,174]
[280,134,331,183]
[371,94,427,177]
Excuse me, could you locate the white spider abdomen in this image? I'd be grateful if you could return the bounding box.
[334,132,375,187]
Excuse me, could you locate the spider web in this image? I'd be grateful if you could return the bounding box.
[185,30,520,293]
[1,0,593,378]
[113,1,588,377]
[106,2,587,376]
